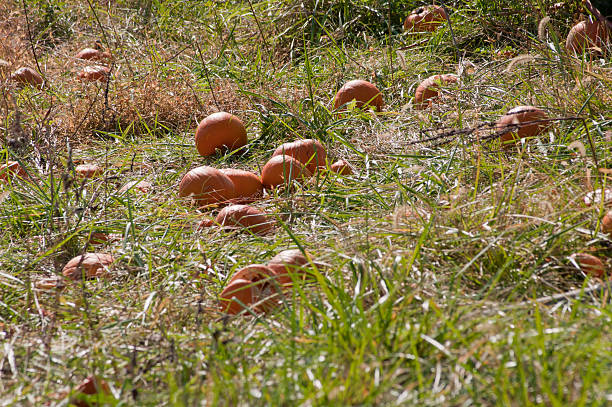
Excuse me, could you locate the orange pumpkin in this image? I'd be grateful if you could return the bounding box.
[272,139,327,173]
[566,18,608,54]
[495,106,549,147]
[601,210,612,235]
[118,180,152,194]
[195,112,247,156]
[570,253,607,278]
[0,161,27,181]
[178,166,235,207]
[71,375,112,407]
[333,80,383,112]
[330,159,353,175]
[62,253,115,280]
[75,164,102,178]
[10,67,43,88]
[78,65,110,82]
[76,48,111,61]
[219,168,263,201]
[261,155,311,188]
[414,74,458,110]
[220,264,280,314]
[403,5,447,32]
[214,204,274,235]
[267,249,312,286]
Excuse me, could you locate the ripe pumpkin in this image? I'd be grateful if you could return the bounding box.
[495,106,549,147]
[10,67,43,88]
[272,139,327,173]
[601,210,612,234]
[118,180,152,194]
[178,166,235,207]
[267,249,312,285]
[78,65,110,82]
[71,375,112,407]
[261,155,311,188]
[566,18,608,54]
[570,253,607,278]
[330,159,353,175]
[76,48,111,61]
[75,164,102,178]
[214,204,274,235]
[220,264,280,314]
[195,112,248,157]
[333,80,383,112]
[62,253,115,280]
[219,168,263,201]
[0,161,27,181]
[414,74,458,110]
[403,5,447,32]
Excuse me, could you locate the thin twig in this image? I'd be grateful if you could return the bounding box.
[21,0,43,77]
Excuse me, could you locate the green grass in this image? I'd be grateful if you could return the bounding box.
[0,0,611,405]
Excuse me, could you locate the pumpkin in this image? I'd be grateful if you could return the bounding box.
[267,249,312,285]
[228,264,278,285]
[10,67,43,88]
[403,5,447,32]
[333,80,383,112]
[601,210,612,234]
[214,204,274,235]
[78,65,110,82]
[178,166,235,206]
[75,164,102,178]
[76,48,111,61]
[566,18,608,54]
[219,168,263,201]
[272,139,327,173]
[118,180,152,194]
[495,106,549,147]
[220,264,280,314]
[62,253,115,280]
[0,161,27,181]
[261,155,311,188]
[195,112,248,156]
[570,253,607,278]
[71,376,112,407]
[330,159,353,175]
[414,74,458,110]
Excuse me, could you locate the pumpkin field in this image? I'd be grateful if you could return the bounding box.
[1,0,611,405]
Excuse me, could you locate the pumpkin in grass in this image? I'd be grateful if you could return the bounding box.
[570,253,607,278]
[403,5,447,32]
[0,161,27,181]
[414,74,458,110]
[261,155,311,188]
[195,112,247,157]
[272,139,327,173]
[62,253,115,280]
[566,18,608,54]
[219,168,263,201]
[75,164,102,178]
[10,67,43,88]
[178,166,235,206]
[333,80,383,112]
[71,375,113,407]
[267,249,313,285]
[78,65,110,82]
[220,264,280,314]
[495,106,549,147]
[118,180,152,194]
[330,159,353,175]
[76,48,111,61]
[601,210,612,235]
[214,204,274,235]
